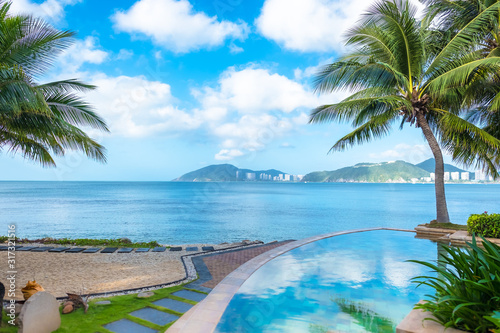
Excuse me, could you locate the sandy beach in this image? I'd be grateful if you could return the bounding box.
[0,243,248,300]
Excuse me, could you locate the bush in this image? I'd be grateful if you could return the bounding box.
[468,212,500,238]
[409,236,500,332]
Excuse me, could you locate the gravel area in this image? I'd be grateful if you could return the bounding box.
[0,241,261,300]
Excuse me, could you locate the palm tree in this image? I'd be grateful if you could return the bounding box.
[310,0,500,223]
[0,1,108,167]
[421,0,500,167]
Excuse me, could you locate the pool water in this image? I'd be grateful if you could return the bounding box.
[215,230,438,333]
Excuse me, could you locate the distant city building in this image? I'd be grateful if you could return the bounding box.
[297,175,304,181]
[489,175,494,181]
[236,170,242,179]
[444,172,450,181]
[423,177,432,182]
[476,170,487,181]
[451,172,460,181]
[461,172,469,181]
[284,174,291,181]
[279,174,284,181]
[430,173,435,181]
[246,173,256,180]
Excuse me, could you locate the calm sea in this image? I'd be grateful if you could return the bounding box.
[0,182,498,244]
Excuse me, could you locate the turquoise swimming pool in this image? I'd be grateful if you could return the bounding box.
[215,230,437,333]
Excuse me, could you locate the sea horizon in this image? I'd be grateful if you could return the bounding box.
[3,181,499,244]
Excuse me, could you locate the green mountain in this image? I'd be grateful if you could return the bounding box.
[302,161,429,183]
[173,164,286,182]
[416,158,466,173]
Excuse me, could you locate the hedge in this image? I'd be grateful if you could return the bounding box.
[467,212,500,238]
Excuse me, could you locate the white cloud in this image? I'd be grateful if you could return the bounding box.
[116,49,134,60]
[53,36,109,74]
[215,149,244,161]
[229,43,244,54]
[192,65,337,160]
[196,66,322,115]
[256,0,425,53]
[369,143,432,165]
[112,0,249,53]
[87,74,201,137]
[255,0,371,52]
[9,0,80,21]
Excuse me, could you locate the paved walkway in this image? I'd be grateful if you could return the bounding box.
[201,241,293,288]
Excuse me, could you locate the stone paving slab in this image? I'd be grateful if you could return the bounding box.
[152,247,166,252]
[117,248,133,253]
[48,247,71,252]
[153,298,193,314]
[65,247,86,253]
[16,246,36,251]
[31,247,54,252]
[135,248,150,252]
[101,247,118,253]
[171,290,206,302]
[130,307,179,326]
[82,248,101,253]
[185,247,198,252]
[169,247,182,252]
[103,318,157,333]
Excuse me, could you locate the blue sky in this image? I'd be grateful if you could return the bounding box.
[2,0,444,181]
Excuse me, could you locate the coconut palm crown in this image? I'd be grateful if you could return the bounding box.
[310,0,500,223]
[0,1,108,167]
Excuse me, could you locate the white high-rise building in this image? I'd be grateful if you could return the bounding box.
[444,172,450,181]
[476,170,487,181]
[430,173,435,181]
[246,173,256,180]
[451,172,460,180]
[461,172,469,180]
[284,174,291,181]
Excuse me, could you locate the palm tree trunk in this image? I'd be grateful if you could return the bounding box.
[416,112,450,223]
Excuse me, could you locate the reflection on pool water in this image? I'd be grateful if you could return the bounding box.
[215,230,437,333]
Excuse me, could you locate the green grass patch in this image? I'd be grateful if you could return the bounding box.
[423,222,468,231]
[1,310,18,333]
[55,285,187,333]
[2,237,162,248]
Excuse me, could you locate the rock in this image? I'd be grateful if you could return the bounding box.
[62,302,74,314]
[119,237,132,244]
[18,291,60,333]
[137,291,154,298]
[95,301,111,305]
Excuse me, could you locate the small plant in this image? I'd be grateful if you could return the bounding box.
[468,212,500,238]
[409,236,500,332]
[485,311,500,333]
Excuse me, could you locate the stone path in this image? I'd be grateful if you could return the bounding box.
[102,288,206,333]
[188,241,294,289]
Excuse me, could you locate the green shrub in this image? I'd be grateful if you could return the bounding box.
[409,236,500,333]
[468,212,500,238]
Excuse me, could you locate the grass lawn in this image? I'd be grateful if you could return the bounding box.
[1,283,204,333]
[0,237,163,248]
[423,222,468,231]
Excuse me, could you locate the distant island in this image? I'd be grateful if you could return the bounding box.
[174,159,496,183]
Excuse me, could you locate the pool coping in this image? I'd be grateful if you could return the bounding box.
[166,227,414,333]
